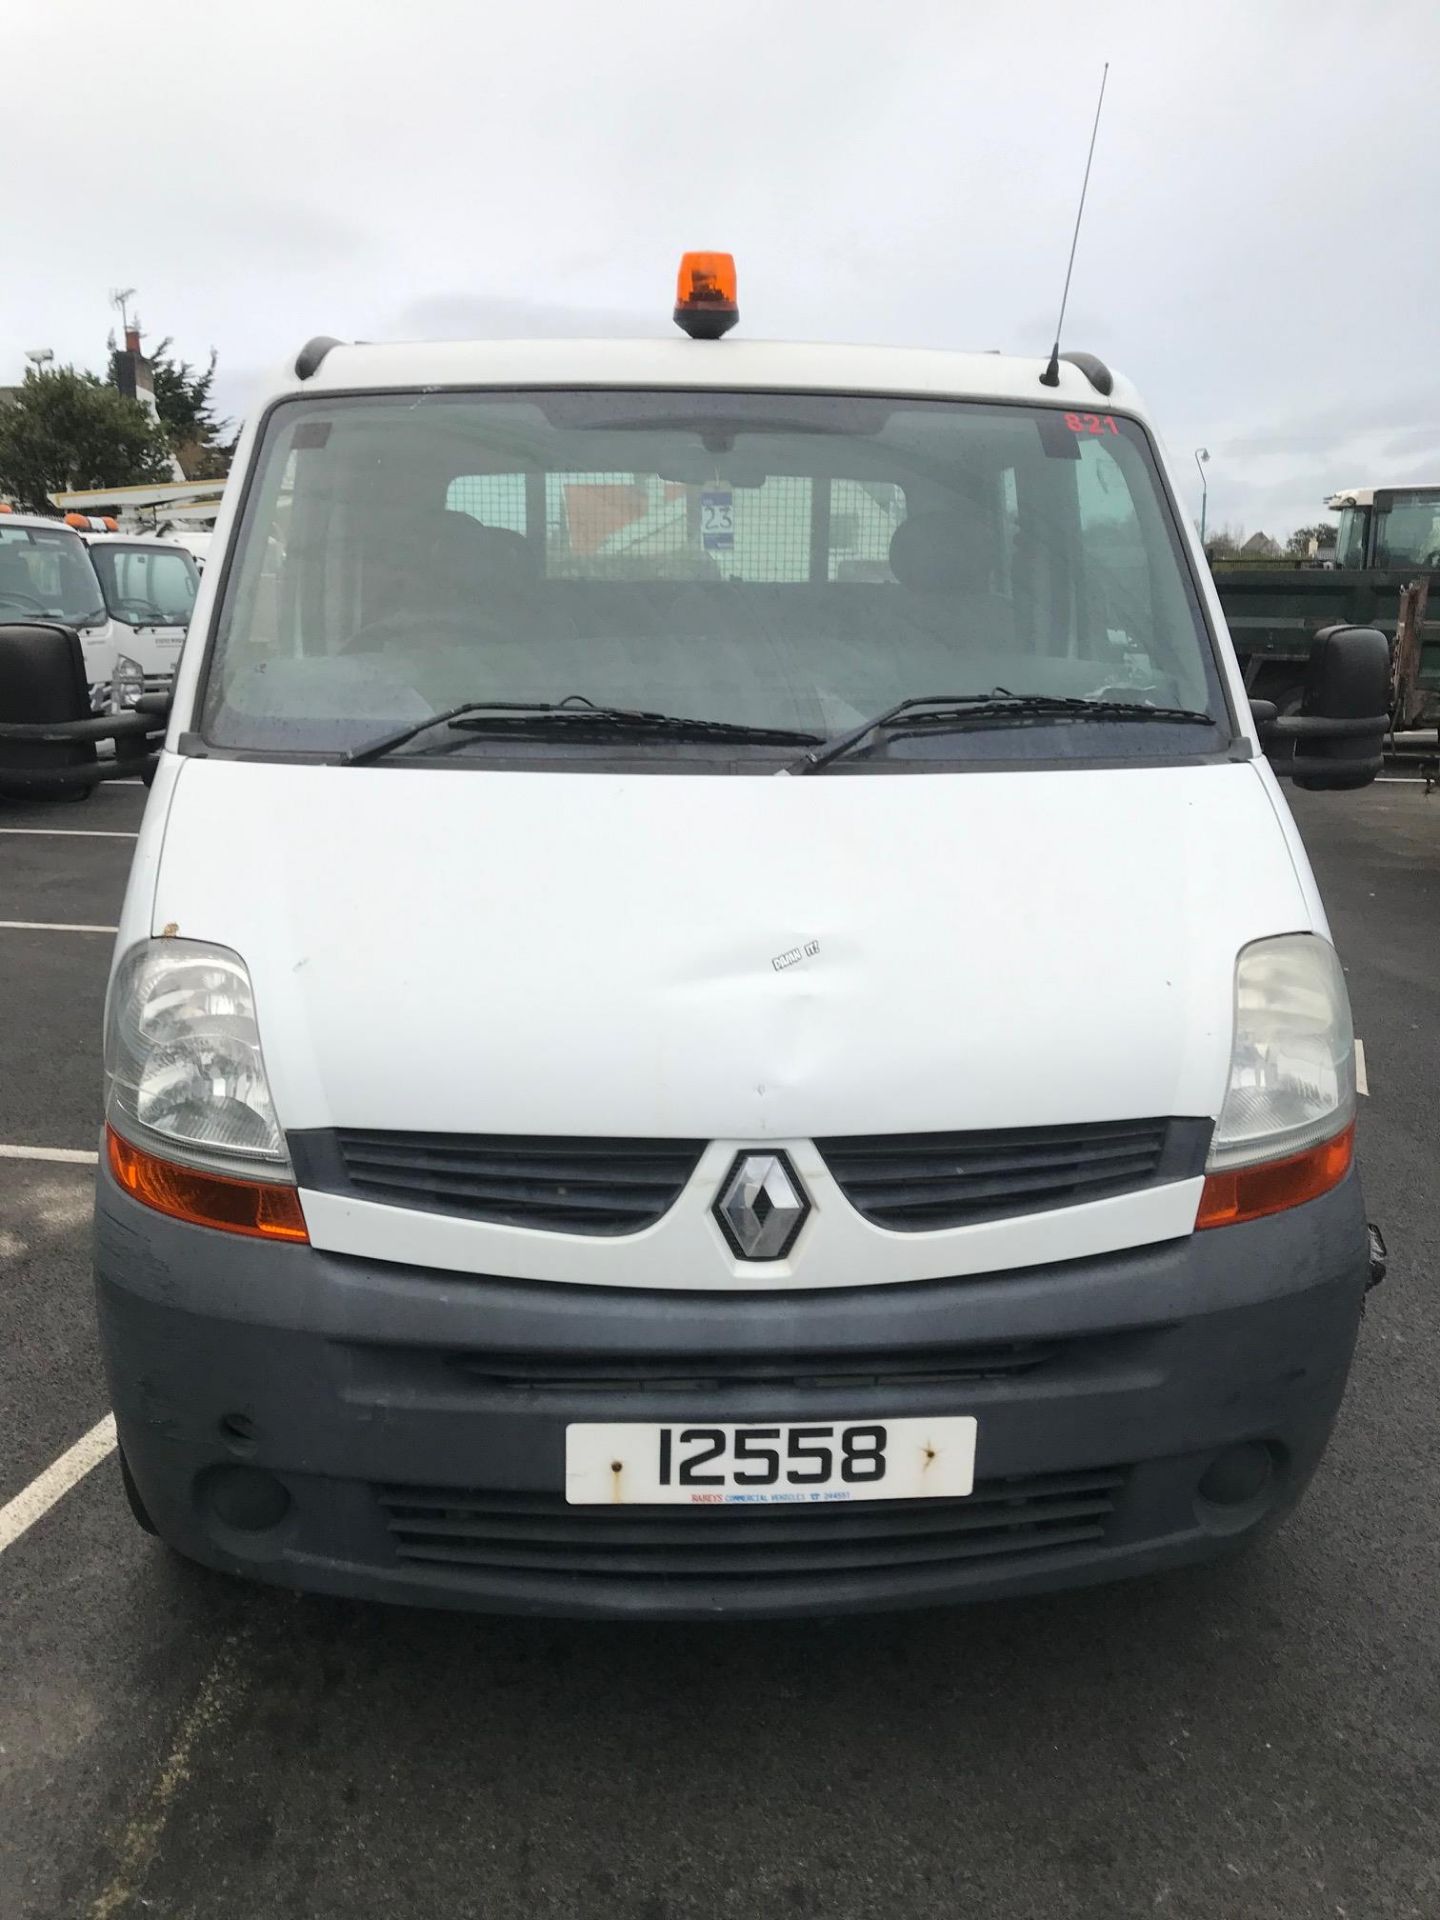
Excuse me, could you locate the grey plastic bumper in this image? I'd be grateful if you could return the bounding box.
[94,1162,1372,1619]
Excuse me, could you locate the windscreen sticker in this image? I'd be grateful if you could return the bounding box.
[1064,412,1120,436]
[700,487,735,551]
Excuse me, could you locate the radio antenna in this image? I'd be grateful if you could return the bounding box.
[1039,62,1109,388]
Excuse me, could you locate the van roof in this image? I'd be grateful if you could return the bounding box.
[80,531,187,549]
[275,337,1141,414]
[0,511,87,534]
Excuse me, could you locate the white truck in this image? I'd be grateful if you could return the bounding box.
[0,510,196,707]
[79,527,199,703]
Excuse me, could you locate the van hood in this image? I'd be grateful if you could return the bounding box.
[151,759,1309,1140]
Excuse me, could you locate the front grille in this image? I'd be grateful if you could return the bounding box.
[373,1466,1129,1582]
[295,1130,705,1235]
[290,1115,1210,1238]
[446,1339,1064,1394]
[817,1117,1210,1232]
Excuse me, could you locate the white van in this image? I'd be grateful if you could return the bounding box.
[95,260,1388,1618]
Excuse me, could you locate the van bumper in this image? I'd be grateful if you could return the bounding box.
[95,1164,1371,1620]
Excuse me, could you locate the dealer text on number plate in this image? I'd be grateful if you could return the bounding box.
[564,1417,978,1505]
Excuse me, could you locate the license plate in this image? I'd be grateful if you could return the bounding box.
[564,1417,977,1505]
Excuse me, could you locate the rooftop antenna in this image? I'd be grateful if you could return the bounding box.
[109,287,138,337]
[1039,63,1109,388]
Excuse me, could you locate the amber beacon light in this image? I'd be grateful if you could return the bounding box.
[674,252,739,339]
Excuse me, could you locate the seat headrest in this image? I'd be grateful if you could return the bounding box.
[889,513,991,594]
[431,511,533,587]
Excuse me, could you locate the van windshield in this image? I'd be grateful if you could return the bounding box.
[90,541,199,628]
[0,523,106,629]
[202,390,1226,765]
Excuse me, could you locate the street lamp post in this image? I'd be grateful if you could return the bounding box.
[1194,447,1211,547]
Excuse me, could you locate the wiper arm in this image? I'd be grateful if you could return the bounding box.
[449,707,821,748]
[342,695,819,766]
[788,692,1014,774]
[789,691,1216,774]
[342,699,557,766]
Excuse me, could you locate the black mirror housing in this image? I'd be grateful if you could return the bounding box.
[0,621,165,795]
[0,621,98,790]
[1259,624,1389,791]
[1294,625,1389,790]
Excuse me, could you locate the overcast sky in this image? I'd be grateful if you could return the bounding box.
[7,0,1438,538]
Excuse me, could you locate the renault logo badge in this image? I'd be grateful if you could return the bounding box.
[713,1151,810,1261]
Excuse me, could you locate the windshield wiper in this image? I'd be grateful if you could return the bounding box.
[788,691,1217,774]
[341,696,821,766]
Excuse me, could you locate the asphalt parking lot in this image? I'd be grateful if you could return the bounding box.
[2,774,1437,1920]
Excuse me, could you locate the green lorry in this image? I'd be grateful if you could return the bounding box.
[1214,485,1440,730]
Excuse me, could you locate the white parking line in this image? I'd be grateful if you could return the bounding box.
[0,828,138,839]
[0,1143,99,1164]
[0,1413,117,1554]
[1355,1038,1369,1097]
[0,920,118,933]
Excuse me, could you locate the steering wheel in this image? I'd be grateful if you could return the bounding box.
[114,598,171,625]
[0,590,48,613]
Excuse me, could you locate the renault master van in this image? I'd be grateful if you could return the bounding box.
[94,257,1387,1618]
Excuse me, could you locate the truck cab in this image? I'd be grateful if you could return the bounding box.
[0,510,198,709]
[0,509,115,693]
[1214,487,1440,724]
[1327,486,1440,572]
[81,529,199,703]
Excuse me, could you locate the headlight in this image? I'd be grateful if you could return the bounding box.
[105,940,291,1177]
[1209,934,1354,1170]
[109,653,145,713]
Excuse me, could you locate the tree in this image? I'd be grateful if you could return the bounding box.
[0,367,173,513]
[1203,522,1246,560]
[1285,523,1336,558]
[108,336,233,480]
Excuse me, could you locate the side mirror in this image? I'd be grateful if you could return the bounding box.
[133,689,173,718]
[1260,625,1389,791]
[0,621,99,793]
